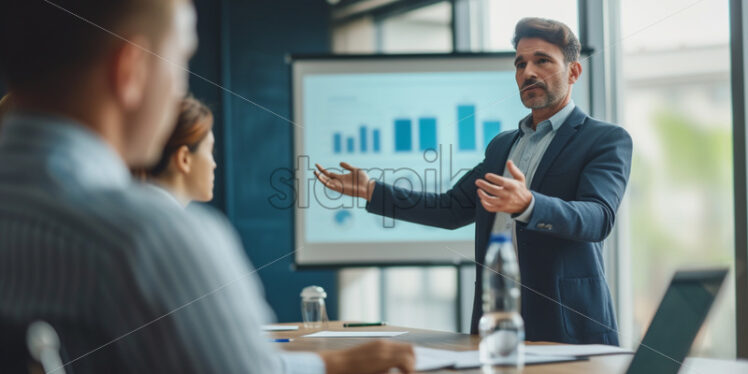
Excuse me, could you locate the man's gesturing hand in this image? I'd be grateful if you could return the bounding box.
[314,162,375,201]
[319,340,415,374]
[475,160,533,214]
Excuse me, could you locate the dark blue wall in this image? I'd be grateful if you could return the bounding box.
[190,0,226,212]
[190,0,338,322]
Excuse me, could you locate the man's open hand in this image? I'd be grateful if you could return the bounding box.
[475,160,532,214]
[314,162,375,201]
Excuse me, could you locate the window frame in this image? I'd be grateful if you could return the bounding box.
[729,0,748,359]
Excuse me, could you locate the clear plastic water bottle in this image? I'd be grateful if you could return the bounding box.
[479,231,525,368]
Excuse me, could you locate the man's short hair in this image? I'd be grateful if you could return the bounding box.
[0,0,173,92]
[512,18,581,63]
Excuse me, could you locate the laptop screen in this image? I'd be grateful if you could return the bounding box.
[626,269,728,374]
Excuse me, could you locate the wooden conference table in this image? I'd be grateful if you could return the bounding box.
[270,322,633,373]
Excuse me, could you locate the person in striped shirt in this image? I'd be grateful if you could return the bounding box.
[0,0,414,373]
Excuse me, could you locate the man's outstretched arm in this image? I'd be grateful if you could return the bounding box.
[315,161,483,230]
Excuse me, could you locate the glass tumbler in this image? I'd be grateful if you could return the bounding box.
[300,285,329,329]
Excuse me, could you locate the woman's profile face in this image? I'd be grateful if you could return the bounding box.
[185,129,216,202]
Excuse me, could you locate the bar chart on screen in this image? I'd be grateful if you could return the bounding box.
[292,55,591,264]
[302,70,529,243]
[330,105,504,155]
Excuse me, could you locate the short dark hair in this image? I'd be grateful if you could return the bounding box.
[512,18,581,63]
[0,0,172,92]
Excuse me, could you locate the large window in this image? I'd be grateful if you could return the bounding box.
[619,0,735,358]
[379,1,452,52]
[478,0,578,51]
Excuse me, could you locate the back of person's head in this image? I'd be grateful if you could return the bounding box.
[0,1,172,93]
[0,0,198,167]
[512,17,581,63]
[148,96,214,178]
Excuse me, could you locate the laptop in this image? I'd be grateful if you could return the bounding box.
[626,268,729,374]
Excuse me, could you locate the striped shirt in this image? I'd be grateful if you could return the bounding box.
[0,113,323,373]
[491,100,576,235]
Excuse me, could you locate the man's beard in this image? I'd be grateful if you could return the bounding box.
[519,79,562,109]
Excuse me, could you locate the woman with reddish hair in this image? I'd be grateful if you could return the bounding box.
[142,96,216,207]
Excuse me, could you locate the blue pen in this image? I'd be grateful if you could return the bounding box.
[269,338,294,343]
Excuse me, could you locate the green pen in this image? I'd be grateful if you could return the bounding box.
[343,322,387,327]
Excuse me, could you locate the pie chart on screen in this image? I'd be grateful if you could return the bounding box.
[333,210,353,228]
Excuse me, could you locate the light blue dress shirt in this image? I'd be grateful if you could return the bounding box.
[0,113,324,373]
[491,100,576,237]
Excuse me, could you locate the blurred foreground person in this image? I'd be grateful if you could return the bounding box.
[0,1,414,373]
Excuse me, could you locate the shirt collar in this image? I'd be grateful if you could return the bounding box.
[0,111,132,189]
[519,100,576,133]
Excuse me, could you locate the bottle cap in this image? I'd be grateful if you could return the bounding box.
[489,232,511,243]
[301,285,327,299]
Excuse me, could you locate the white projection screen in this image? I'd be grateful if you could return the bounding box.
[292,54,590,266]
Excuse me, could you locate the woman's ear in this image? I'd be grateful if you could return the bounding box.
[172,145,192,174]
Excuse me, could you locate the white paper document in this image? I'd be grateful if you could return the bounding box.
[302,331,408,338]
[525,344,632,357]
[414,347,460,371]
[414,346,579,371]
[451,350,578,369]
[680,357,748,374]
[261,325,300,331]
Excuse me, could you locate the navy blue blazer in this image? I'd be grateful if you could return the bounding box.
[366,107,632,345]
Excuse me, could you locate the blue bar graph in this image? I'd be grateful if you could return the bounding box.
[360,126,368,152]
[394,119,412,152]
[333,133,342,154]
[373,129,381,152]
[332,127,383,154]
[419,118,437,151]
[331,105,493,154]
[483,121,501,149]
[457,105,476,151]
[347,137,354,153]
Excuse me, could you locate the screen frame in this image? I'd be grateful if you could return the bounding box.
[289,52,592,268]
